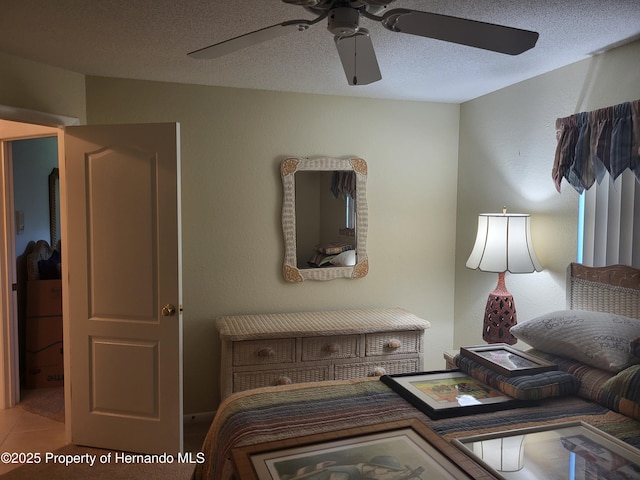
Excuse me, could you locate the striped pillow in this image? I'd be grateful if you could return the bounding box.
[528,349,615,404]
[601,365,640,420]
[455,355,579,401]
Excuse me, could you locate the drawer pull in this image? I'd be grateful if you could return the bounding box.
[386,339,402,349]
[256,347,275,357]
[324,343,340,354]
[369,367,386,377]
[275,376,292,386]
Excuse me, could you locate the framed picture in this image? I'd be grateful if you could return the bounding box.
[452,421,640,479]
[380,370,529,420]
[232,419,498,480]
[460,344,557,377]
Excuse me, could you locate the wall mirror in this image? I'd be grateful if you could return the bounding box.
[49,167,59,246]
[281,156,368,282]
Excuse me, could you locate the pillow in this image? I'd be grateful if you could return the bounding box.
[330,250,356,266]
[307,253,336,267]
[455,354,579,400]
[510,310,640,373]
[527,349,616,404]
[600,365,640,420]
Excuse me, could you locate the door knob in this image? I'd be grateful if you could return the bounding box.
[162,304,177,316]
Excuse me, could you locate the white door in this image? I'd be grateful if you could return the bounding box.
[64,123,183,454]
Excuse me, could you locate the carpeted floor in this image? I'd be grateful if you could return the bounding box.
[19,387,64,423]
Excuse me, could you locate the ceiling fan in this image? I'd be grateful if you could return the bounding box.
[188,0,539,86]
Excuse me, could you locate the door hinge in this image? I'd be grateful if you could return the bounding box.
[11,283,17,291]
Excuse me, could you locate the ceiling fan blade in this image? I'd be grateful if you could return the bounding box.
[381,9,539,55]
[335,29,382,86]
[188,20,314,59]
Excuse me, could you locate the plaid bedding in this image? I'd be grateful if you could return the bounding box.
[192,377,640,480]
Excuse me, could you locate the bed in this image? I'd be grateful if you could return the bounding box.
[193,263,640,480]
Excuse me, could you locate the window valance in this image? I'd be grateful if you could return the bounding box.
[330,170,356,199]
[552,99,640,193]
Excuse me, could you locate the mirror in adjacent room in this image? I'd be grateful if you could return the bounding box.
[281,156,368,282]
[49,167,60,246]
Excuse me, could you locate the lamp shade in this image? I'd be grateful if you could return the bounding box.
[466,213,541,273]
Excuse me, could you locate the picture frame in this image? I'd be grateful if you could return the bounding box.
[380,370,529,420]
[452,421,640,479]
[459,344,557,377]
[232,419,498,480]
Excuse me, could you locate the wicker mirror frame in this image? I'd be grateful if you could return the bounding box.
[281,156,368,282]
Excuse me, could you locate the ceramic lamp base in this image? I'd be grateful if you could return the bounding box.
[483,272,517,345]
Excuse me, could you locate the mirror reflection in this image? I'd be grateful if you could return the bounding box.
[48,167,59,246]
[295,171,356,269]
[281,157,368,282]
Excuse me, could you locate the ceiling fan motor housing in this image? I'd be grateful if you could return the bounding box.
[328,7,360,36]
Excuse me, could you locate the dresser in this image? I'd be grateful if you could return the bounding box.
[215,308,430,399]
[25,279,64,388]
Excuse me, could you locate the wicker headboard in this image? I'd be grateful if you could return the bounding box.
[567,263,640,319]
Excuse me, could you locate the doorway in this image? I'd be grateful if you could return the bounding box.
[0,116,69,443]
[12,137,64,422]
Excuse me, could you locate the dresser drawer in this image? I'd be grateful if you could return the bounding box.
[232,338,295,366]
[335,358,420,379]
[233,366,330,392]
[301,335,359,361]
[365,331,421,356]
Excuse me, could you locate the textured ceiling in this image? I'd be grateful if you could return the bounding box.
[1,0,639,103]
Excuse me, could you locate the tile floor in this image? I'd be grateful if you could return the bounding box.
[0,394,210,475]
[0,402,66,475]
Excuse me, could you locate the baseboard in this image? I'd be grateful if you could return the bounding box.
[184,411,216,424]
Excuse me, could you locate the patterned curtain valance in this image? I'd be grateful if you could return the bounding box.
[552,99,640,193]
[330,170,356,199]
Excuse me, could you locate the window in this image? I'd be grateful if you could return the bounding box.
[345,194,356,229]
[578,169,640,267]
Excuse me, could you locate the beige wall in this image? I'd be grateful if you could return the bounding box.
[4,38,638,415]
[0,51,86,123]
[84,77,460,412]
[454,39,640,348]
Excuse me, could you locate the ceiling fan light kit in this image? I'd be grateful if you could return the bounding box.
[188,0,539,85]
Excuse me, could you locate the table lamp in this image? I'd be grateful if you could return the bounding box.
[466,208,541,344]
